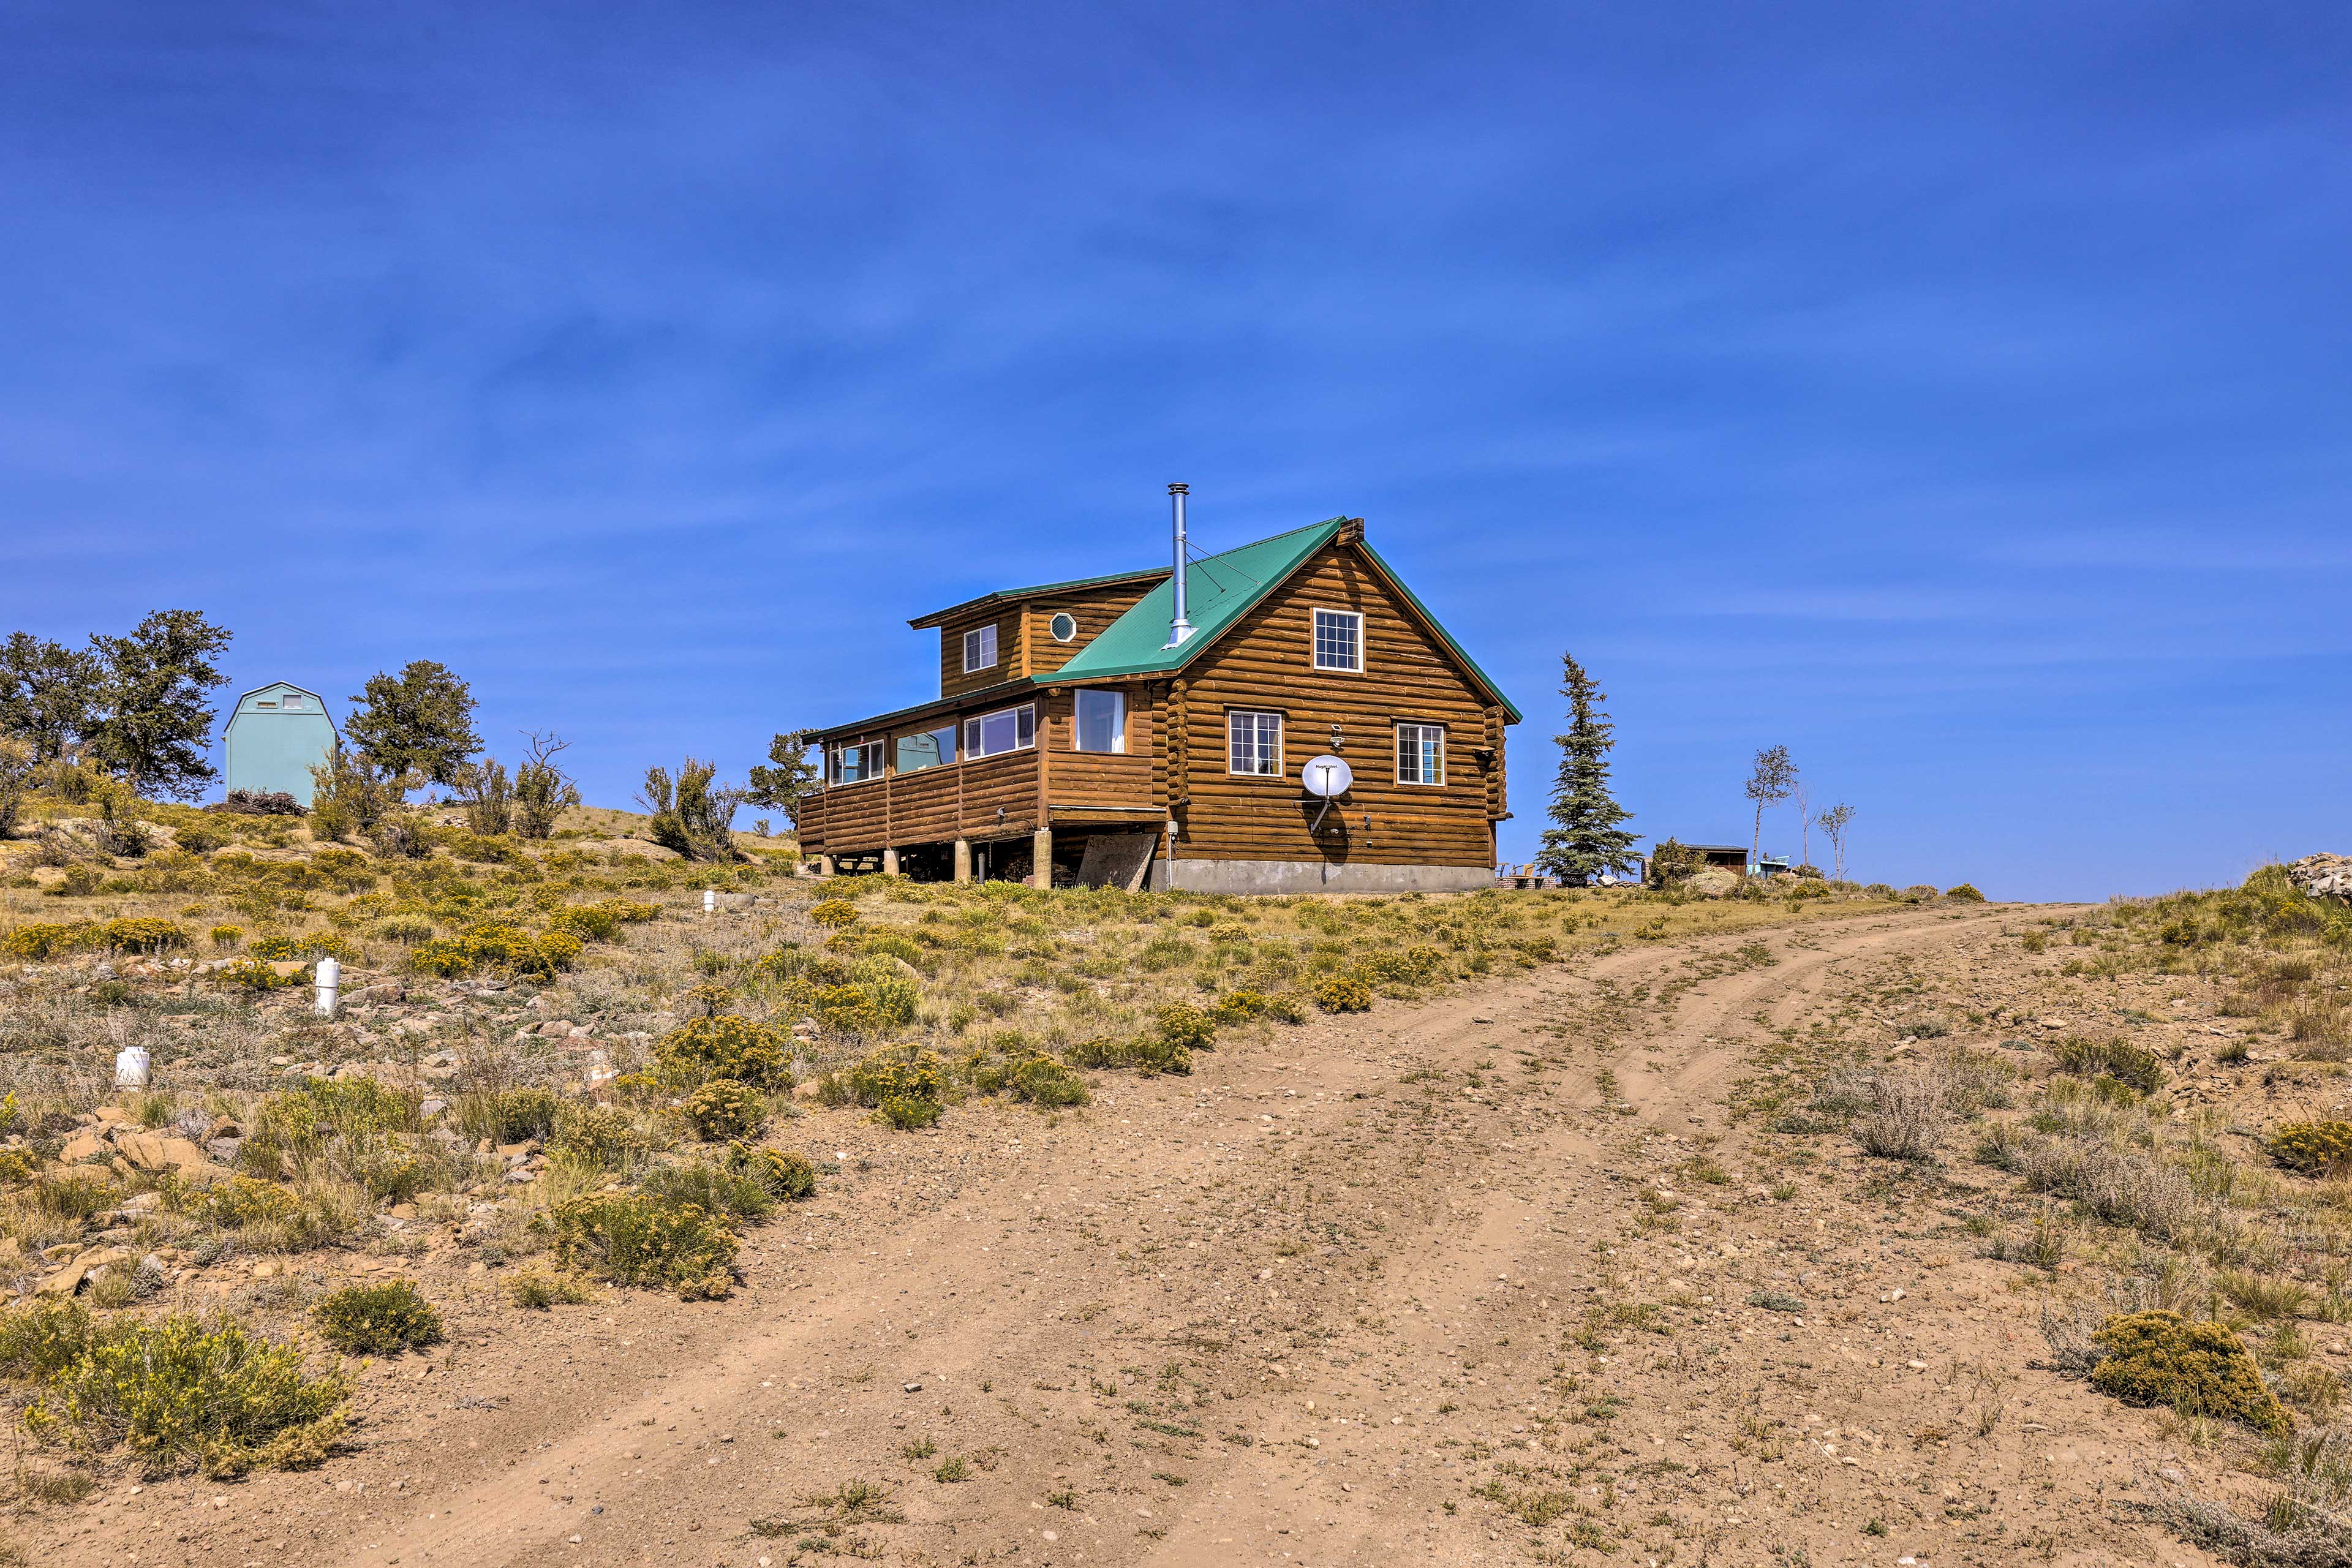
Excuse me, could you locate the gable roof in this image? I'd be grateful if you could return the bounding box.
[811,517,1520,739]
[1056,520,1523,722]
[906,567,1171,630]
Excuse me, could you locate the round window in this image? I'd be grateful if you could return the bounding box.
[1049,612,1079,643]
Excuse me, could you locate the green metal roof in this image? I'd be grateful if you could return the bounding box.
[1054,519,1522,722]
[1052,519,1344,682]
[818,516,1520,738]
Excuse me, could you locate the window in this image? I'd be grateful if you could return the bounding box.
[1396,722,1446,786]
[962,623,998,673]
[279,695,304,711]
[254,700,277,710]
[1049,612,1079,643]
[1073,689,1125,753]
[1312,609,1363,672]
[826,739,885,785]
[895,723,957,774]
[1227,710,1283,776]
[962,703,1035,758]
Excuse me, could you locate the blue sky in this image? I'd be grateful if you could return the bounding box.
[3,2,2346,900]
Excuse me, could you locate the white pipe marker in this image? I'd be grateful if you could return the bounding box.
[314,956,339,1019]
[704,889,717,915]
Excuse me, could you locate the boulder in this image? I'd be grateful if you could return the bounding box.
[58,1131,108,1164]
[113,1132,221,1182]
[2286,854,2352,903]
[1686,867,1742,900]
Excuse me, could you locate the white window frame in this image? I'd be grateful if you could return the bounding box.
[1227,709,1284,777]
[962,622,998,674]
[1072,688,1125,754]
[1395,722,1446,786]
[894,722,958,775]
[961,703,1035,760]
[826,738,886,786]
[1311,608,1364,673]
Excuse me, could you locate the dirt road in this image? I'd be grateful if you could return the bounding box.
[62,901,2223,1568]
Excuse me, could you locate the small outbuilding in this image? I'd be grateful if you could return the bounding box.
[222,682,337,805]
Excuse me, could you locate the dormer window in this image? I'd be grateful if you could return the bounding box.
[962,624,998,673]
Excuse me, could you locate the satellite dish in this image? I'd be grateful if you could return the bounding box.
[1300,755,1353,797]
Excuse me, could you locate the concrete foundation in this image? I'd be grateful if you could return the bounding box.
[1164,859,1492,895]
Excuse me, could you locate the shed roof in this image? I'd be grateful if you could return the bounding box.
[906,567,1171,630]
[222,681,336,739]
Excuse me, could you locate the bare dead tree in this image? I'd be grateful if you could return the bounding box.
[1817,802,1856,881]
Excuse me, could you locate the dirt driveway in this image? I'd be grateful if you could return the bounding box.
[55,900,2225,1568]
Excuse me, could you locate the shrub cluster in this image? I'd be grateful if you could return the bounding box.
[2269,1120,2352,1175]
[681,1078,766,1141]
[2050,1035,2166,1095]
[2,917,192,959]
[7,1305,349,1479]
[651,1014,792,1090]
[2087,1310,2288,1434]
[722,1141,818,1200]
[552,1191,737,1299]
[1312,973,1373,1013]
[410,921,582,979]
[312,1280,443,1355]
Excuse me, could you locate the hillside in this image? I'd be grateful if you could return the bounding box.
[0,801,2344,1567]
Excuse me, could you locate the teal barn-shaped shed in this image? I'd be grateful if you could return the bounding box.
[222,682,338,805]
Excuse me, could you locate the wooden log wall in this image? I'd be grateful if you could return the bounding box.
[1023,584,1157,679]
[1169,541,1504,869]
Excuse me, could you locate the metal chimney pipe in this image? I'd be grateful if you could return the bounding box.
[1166,483,1194,647]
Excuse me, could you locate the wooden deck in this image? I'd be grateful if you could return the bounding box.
[798,747,1162,855]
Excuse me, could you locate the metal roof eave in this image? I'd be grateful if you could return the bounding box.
[905,567,1172,630]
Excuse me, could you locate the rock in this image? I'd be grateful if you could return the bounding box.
[791,1081,823,1101]
[59,1131,108,1164]
[536,1019,577,1036]
[2286,853,2352,903]
[93,1104,131,1124]
[1685,867,1741,900]
[116,1132,213,1177]
[266,960,310,980]
[421,1098,448,1118]
[92,962,116,981]
[39,1245,130,1297]
[205,1115,242,1142]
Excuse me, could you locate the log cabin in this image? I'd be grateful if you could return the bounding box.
[797,491,1520,893]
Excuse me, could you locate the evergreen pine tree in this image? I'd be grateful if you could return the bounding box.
[1532,652,1637,883]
